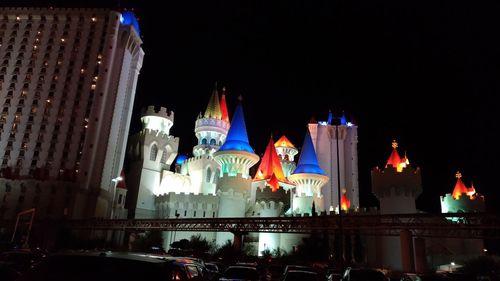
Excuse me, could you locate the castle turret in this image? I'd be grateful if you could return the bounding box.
[187,85,230,194]
[274,135,298,178]
[253,137,293,255]
[126,106,179,218]
[288,130,328,215]
[213,100,259,245]
[193,84,230,157]
[369,140,422,271]
[441,171,485,216]
[372,140,422,215]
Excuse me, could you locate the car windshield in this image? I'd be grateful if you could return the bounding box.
[17,255,172,281]
[224,266,259,279]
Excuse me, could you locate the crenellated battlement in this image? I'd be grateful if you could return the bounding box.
[184,155,214,163]
[255,200,284,211]
[142,129,179,142]
[255,185,289,203]
[440,192,485,214]
[142,105,174,120]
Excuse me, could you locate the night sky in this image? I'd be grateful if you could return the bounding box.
[7,1,500,213]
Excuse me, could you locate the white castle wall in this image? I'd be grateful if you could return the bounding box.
[156,192,219,249]
[256,201,284,256]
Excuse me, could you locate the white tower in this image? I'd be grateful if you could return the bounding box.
[213,101,259,245]
[370,140,422,272]
[127,106,179,218]
[308,112,359,213]
[186,85,230,194]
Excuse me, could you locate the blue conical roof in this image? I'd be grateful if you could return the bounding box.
[218,103,254,153]
[292,130,326,175]
[340,112,347,125]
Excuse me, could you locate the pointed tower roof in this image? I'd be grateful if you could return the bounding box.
[218,102,254,153]
[203,84,222,119]
[327,110,333,125]
[274,135,296,148]
[340,190,351,211]
[452,171,469,200]
[292,130,325,175]
[116,170,127,190]
[340,112,347,125]
[254,137,288,191]
[220,87,229,123]
[386,140,402,168]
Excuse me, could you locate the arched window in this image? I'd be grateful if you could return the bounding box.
[210,139,216,145]
[160,149,168,164]
[201,138,207,145]
[206,168,212,183]
[213,169,220,184]
[150,144,158,161]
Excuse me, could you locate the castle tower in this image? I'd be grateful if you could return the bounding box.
[437,171,485,266]
[289,130,329,215]
[253,137,293,255]
[372,140,422,215]
[441,171,485,217]
[186,85,230,194]
[213,101,259,245]
[274,135,298,178]
[369,140,422,271]
[126,106,179,218]
[308,112,359,213]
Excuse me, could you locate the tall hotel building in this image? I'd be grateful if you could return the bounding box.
[0,8,144,220]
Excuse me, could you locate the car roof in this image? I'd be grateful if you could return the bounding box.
[287,270,317,274]
[50,251,168,264]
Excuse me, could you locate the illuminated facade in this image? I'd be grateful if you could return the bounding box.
[0,8,144,220]
[127,87,358,255]
[308,112,359,213]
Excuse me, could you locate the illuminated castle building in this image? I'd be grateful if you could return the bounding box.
[368,141,486,272]
[126,86,358,254]
[0,8,143,221]
[369,140,423,271]
[441,171,485,215]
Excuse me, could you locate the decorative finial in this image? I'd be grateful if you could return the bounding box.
[222,86,226,93]
[392,140,398,149]
[342,187,347,193]
[214,81,218,90]
[456,171,462,179]
[238,94,243,102]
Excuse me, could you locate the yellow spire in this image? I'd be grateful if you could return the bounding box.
[203,83,222,119]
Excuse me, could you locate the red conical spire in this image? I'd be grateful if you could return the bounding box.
[340,189,351,211]
[254,137,288,191]
[452,171,468,200]
[220,87,229,123]
[386,140,402,170]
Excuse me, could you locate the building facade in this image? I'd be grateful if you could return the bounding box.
[0,8,144,220]
[126,87,359,255]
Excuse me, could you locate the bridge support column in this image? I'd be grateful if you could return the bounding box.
[400,229,413,272]
[414,237,426,273]
[233,232,243,254]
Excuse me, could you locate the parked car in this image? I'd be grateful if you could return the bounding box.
[0,248,47,273]
[17,251,209,281]
[219,265,261,281]
[283,270,322,281]
[400,273,454,281]
[341,267,389,281]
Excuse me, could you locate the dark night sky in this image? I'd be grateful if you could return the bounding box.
[7,1,500,213]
